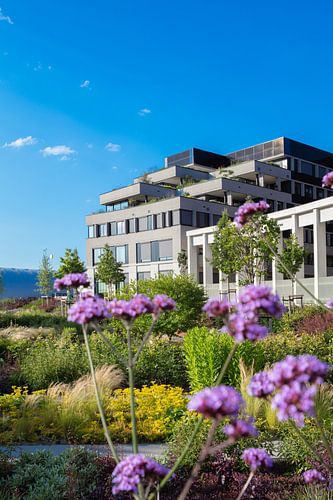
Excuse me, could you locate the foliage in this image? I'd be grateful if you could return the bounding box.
[55,248,85,279]
[0,297,35,311]
[277,234,305,293]
[177,250,188,274]
[183,327,264,391]
[119,274,206,337]
[36,249,54,296]
[106,384,186,442]
[0,310,77,332]
[211,207,280,286]
[95,244,125,297]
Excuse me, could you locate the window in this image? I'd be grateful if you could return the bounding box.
[196,212,209,228]
[128,219,136,233]
[137,272,151,281]
[106,201,129,212]
[156,239,173,261]
[327,256,333,267]
[276,201,284,211]
[159,269,173,276]
[319,166,327,178]
[300,161,315,177]
[138,216,152,231]
[281,181,291,193]
[294,182,302,196]
[88,225,95,238]
[137,242,151,263]
[92,247,104,265]
[99,224,108,237]
[304,185,313,200]
[115,245,128,264]
[305,253,314,266]
[213,214,221,225]
[172,210,180,225]
[304,229,313,244]
[293,159,299,172]
[111,220,126,235]
[316,188,325,199]
[180,209,193,226]
[213,269,219,284]
[155,213,165,229]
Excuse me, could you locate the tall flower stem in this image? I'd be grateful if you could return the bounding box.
[315,416,333,469]
[158,343,237,491]
[178,419,219,500]
[236,471,254,500]
[82,325,119,463]
[126,323,139,454]
[290,421,332,475]
[133,317,158,365]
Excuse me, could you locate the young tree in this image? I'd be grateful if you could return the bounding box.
[177,250,188,274]
[37,250,54,296]
[55,248,85,278]
[210,211,242,294]
[277,233,305,295]
[95,244,125,298]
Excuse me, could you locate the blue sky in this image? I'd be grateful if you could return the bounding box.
[1,0,333,269]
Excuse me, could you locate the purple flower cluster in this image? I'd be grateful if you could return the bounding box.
[303,469,326,484]
[223,419,258,441]
[234,200,270,228]
[202,298,230,318]
[248,355,331,427]
[188,385,244,420]
[54,273,90,291]
[111,454,170,495]
[248,371,275,398]
[322,171,333,189]
[222,285,285,343]
[327,296,333,308]
[67,294,110,324]
[107,293,176,322]
[241,448,272,471]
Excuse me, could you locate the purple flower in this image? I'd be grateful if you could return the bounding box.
[223,419,258,441]
[271,355,331,388]
[223,312,269,342]
[237,285,285,320]
[327,296,333,308]
[234,200,270,228]
[242,448,273,470]
[152,294,176,315]
[111,454,170,495]
[107,294,154,322]
[303,469,326,484]
[54,273,90,291]
[248,371,275,398]
[271,382,317,427]
[67,295,110,324]
[188,385,244,419]
[322,171,333,189]
[203,298,231,318]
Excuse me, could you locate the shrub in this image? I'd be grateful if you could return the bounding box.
[119,274,207,337]
[183,327,264,391]
[106,384,186,442]
[0,311,77,332]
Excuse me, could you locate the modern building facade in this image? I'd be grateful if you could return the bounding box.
[86,137,333,295]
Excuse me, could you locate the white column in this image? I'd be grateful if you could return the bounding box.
[203,233,213,292]
[226,191,233,206]
[258,174,265,187]
[291,214,304,295]
[187,235,197,280]
[313,208,327,300]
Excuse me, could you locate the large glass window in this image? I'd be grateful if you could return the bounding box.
[294,182,302,196]
[319,166,327,178]
[99,224,108,237]
[213,214,221,225]
[111,220,126,235]
[300,161,315,176]
[159,269,173,276]
[128,219,136,233]
[157,239,173,261]
[155,213,165,229]
[92,247,104,265]
[88,225,95,238]
[137,242,151,263]
[115,245,128,264]
[196,212,209,228]
[106,201,129,212]
[138,217,149,231]
[180,209,193,225]
[304,185,313,200]
[281,181,291,193]
[316,188,325,199]
[276,201,284,211]
[137,272,151,281]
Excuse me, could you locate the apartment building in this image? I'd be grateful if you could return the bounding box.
[86,137,333,293]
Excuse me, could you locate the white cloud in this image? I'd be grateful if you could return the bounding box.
[86,143,93,149]
[111,166,118,170]
[138,108,151,116]
[0,8,13,24]
[40,145,76,160]
[3,136,38,149]
[105,142,121,152]
[80,80,91,89]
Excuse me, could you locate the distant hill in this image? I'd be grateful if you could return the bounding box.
[0,268,39,299]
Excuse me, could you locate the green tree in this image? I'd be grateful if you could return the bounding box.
[55,249,85,278]
[277,233,305,295]
[95,244,125,297]
[211,211,242,294]
[37,250,54,296]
